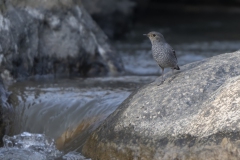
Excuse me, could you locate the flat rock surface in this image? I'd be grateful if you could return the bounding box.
[83,51,240,160]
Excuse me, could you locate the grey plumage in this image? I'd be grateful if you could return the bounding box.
[144,31,180,81]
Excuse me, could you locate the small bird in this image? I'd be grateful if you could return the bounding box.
[144,31,180,81]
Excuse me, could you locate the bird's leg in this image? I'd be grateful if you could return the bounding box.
[171,68,174,75]
[161,67,164,81]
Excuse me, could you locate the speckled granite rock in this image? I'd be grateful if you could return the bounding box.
[0,0,123,81]
[82,51,240,160]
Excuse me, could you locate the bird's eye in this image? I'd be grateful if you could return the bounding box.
[152,34,156,37]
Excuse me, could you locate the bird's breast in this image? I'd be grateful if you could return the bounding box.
[151,44,176,67]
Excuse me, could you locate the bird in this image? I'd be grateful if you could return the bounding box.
[144,31,180,81]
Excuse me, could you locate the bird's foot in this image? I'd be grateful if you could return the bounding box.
[157,79,165,86]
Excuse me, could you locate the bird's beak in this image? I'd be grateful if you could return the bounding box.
[143,34,148,37]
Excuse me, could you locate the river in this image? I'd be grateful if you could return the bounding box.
[1,12,240,159]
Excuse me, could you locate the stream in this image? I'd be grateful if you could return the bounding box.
[1,13,240,159]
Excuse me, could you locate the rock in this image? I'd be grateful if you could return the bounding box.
[0,76,13,146]
[82,51,240,160]
[0,0,123,81]
[81,0,135,38]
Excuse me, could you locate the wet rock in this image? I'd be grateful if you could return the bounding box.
[0,0,123,80]
[0,76,12,146]
[82,51,240,160]
[81,0,135,38]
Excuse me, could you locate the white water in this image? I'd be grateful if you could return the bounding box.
[1,132,89,160]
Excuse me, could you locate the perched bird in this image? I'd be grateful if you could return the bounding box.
[144,31,180,81]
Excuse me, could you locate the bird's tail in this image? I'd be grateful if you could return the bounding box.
[174,65,180,70]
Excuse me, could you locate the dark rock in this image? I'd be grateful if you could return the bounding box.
[0,76,13,146]
[81,0,136,39]
[82,51,240,160]
[0,0,123,80]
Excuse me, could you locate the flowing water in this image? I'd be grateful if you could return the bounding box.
[1,13,240,159]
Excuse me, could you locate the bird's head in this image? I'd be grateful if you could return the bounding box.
[143,31,165,43]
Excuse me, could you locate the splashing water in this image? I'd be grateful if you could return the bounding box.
[0,132,90,160]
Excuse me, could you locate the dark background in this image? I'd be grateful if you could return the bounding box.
[84,0,240,74]
[86,0,240,40]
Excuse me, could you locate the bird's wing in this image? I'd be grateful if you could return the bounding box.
[172,49,178,61]
[166,43,178,61]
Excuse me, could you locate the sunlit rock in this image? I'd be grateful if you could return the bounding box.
[83,51,240,160]
[0,0,123,81]
[56,116,104,150]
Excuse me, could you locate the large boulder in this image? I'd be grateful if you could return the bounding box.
[82,51,240,160]
[0,0,123,80]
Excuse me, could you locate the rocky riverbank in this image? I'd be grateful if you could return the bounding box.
[0,0,124,147]
[0,0,123,82]
[83,51,240,160]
